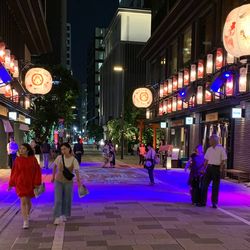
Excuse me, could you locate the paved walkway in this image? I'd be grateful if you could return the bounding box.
[0,153,250,250]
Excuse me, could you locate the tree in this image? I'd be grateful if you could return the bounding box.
[87,124,104,142]
[30,65,79,141]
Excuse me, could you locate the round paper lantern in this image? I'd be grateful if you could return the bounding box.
[132,88,153,108]
[223,4,250,58]
[25,68,52,95]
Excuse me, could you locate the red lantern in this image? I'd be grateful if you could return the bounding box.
[190,64,196,82]
[163,81,168,96]
[197,60,204,79]
[177,97,182,110]
[0,42,5,63]
[197,86,203,105]
[168,79,172,94]
[172,76,178,91]
[167,99,172,113]
[216,48,223,70]
[206,54,213,74]
[172,97,177,112]
[163,100,167,113]
[205,83,212,102]
[225,74,234,96]
[178,72,183,89]
[159,102,163,116]
[184,68,189,86]
[160,83,164,98]
[4,85,12,98]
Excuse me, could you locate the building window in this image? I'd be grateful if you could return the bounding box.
[169,42,178,75]
[183,27,192,65]
[199,10,214,56]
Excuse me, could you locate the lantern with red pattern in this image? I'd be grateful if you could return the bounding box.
[215,48,223,70]
[197,60,204,79]
[184,68,189,86]
[172,76,178,91]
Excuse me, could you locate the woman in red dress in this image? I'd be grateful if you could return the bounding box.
[9,143,42,229]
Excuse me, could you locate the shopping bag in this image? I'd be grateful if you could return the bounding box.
[78,184,89,198]
[34,183,45,198]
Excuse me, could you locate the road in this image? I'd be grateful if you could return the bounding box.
[0,151,250,250]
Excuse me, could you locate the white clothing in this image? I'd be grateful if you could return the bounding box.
[204,145,227,165]
[54,155,80,170]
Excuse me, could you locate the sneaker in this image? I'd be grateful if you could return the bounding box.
[61,215,67,222]
[54,217,61,225]
[23,220,29,229]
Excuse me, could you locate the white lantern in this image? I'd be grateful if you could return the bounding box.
[206,54,213,74]
[215,48,223,69]
[184,68,189,86]
[197,60,204,79]
[172,97,177,112]
[223,4,250,58]
[160,84,164,98]
[197,86,203,105]
[168,79,173,94]
[226,53,235,64]
[239,67,247,92]
[132,87,153,108]
[146,110,150,119]
[178,72,183,89]
[25,68,53,95]
[190,64,196,82]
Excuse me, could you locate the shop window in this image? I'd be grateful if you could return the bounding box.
[199,11,214,56]
[169,42,178,75]
[183,27,192,65]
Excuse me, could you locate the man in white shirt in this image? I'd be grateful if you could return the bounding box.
[201,134,227,208]
[7,137,19,169]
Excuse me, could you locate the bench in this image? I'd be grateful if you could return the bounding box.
[224,169,250,183]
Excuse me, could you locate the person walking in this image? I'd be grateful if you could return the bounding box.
[109,140,116,168]
[7,137,19,169]
[138,143,146,165]
[51,143,81,225]
[158,140,169,168]
[31,139,41,164]
[144,143,156,185]
[73,138,84,165]
[185,145,205,206]
[41,139,51,169]
[9,143,42,229]
[102,140,110,168]
[201,135,227,208]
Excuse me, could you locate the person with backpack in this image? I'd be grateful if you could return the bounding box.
[73,138,84,165]
[144,143,156,185]
[41,139,51,169]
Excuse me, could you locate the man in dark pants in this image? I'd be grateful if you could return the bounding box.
[201,135,227,208]
[73,138,84,165]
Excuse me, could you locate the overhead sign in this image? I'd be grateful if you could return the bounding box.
[206,112,218,122]
[132,88,153,108]
[25,118,31,125]
[0,105,8,117]
[18,114,26,123]
[232,108,242,118]
[9,112,17,121]
[185,117,194,125]
[25,68,52,95]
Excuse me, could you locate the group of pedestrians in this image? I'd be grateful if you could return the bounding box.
[185,134,227,208]
[8,141,83,229]
[102,140,116,168]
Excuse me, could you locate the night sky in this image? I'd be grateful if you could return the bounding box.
[68,0,119,83]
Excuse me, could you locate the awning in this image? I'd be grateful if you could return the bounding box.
[19,124,29,132]
[2,119,13,133]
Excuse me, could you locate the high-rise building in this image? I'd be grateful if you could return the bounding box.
[100,8,151,126]
[86,27,106,126]
[119,0,151,8]
[66,23,72,71]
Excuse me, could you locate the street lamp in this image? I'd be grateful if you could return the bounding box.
[113,65,125,159]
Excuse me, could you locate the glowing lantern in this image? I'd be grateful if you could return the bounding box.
[215,90,221,100]
[197,86,203,104]
[190,64,196,82]
[167,99,172,113]
[25,97,31,109]
[9,55,15,74]
[0,42,5,63]
[163,81,168,96]
[226,52,234,64]
[216,48,223,70]
[178,72,183,89]
[184,68,189,86]
[160,83,164,98]
[189,96,195,107]
[239,67,247,92]
[172,97,177,112]
[13,60,19,78]
[146,110,150,119]
[205,83,212,102]
[168,79,173,94]
[223,4,250,58]
[183,101,188,109]
[159,102,163,115]
[177,97,182,110]
[225,74,234,96]
[25,68,53,95]
[163,100,167,113]
[4,85,12,98]
[12,89,19,103]
[4,49,10,69]
[206,54,213,74]
[172,76,178,91]
[197,60,204,79]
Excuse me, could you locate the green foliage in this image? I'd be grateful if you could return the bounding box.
[30,65,79,141]
[143,127,153,144]
[87,124,104,141]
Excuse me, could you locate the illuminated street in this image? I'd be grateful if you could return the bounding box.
[0,152,250,250]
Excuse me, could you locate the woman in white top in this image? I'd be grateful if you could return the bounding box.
[51,143,81,225]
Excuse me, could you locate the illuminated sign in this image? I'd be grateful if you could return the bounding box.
[232,108,242,118]
[25,118,31,125]
[160,122,167,128]
[185,117,194,125]
[25,68,52,95]
[9,112,17,121]
[132,88,153,108]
